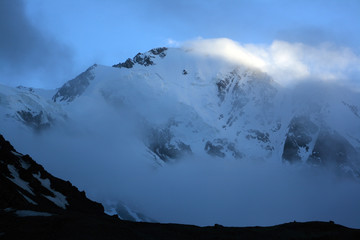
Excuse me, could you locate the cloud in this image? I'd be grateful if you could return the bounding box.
[183,38,267,70]
[0,0,74,88]
[182,38,360,87]
[2,50,360,228]
[276,27,341,46]
[7,122,360,228]
[3,84,360,229]
[166,38,181,47]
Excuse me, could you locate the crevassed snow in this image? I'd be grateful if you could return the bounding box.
[6,165,35,195]
[33,173,68,209]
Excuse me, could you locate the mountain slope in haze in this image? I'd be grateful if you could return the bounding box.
[1,46,360,225]
[2,134,360,240]
[0,85,66,130]
[51,47,360,176]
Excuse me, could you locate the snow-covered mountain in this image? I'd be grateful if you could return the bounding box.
[7,47,359,173]
[1,46,360,224]
[0,85,66,130]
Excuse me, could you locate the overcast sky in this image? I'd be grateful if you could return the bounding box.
[1,0,359,88]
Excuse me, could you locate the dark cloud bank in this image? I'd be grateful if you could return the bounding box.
[0,0,73,88]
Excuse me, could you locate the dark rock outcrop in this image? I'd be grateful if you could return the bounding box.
[308,130,360,177]
[282,116,319,163]
[113,47,168,69]
[205,140,226,158]
[205,139,243,159]
[282,116,360,178]
[16,110,52,130]
[0,134,104,215]
[146,126,192,162]
[1,134,359,239]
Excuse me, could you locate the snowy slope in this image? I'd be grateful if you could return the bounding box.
[53,47,360,175]
[0,84,66,130]
[1,47,360,176]
[1,46,360,225]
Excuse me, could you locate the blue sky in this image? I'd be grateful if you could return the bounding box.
[1,0,360,88]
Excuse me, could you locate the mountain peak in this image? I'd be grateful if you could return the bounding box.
[112,47,168,68]
[52,64,98,103]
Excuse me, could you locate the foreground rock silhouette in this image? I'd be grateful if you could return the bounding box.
[1,134,359,240]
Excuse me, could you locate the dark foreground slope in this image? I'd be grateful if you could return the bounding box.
[1,213,360,240]
[1,134,359,240]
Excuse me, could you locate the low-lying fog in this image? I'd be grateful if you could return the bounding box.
[3,89,360,228]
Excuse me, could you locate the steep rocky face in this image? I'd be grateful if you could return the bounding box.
[206,67,280,159]
[216,67,277,108]
[0,134,104,215]
[282,115,360,178]
[308,130,360,177]
[112,47,168,68]
[144,120,192,162]
[16,110,53,130]
[282,116,319,163]
[52,64,97,103]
